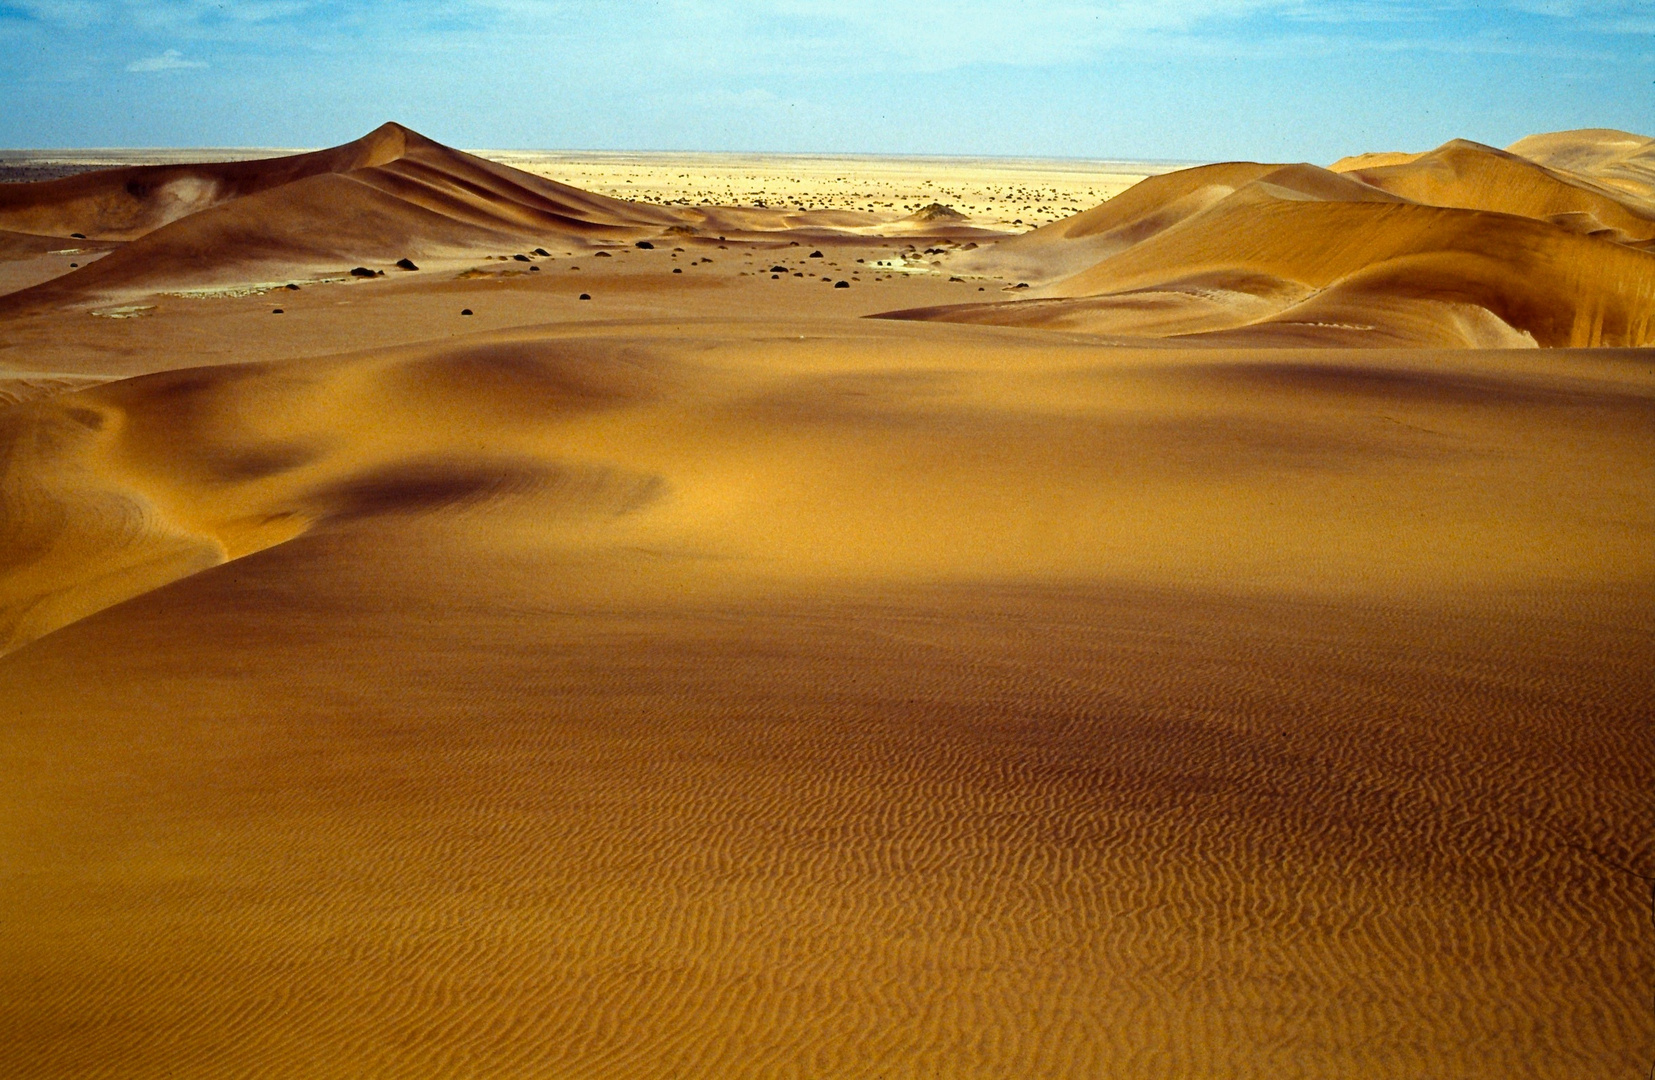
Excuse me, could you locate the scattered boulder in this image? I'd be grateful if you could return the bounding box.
[770,265,788,273]
[272,308,283,314]
[461,308,473,315]
[534,248,550,256]
[594,251,612,258]
[529,265,540,272]
[285,283,300,291]
[911,203,966,222]
[579,293,591,300]
[70,232,86,239]
[834,281,850,288]
[635,241,655,249]
[513,254,531,262]
[809,250,824,258]
[673,268,682,274]
[396,258,419,271]
[350,267,377,278]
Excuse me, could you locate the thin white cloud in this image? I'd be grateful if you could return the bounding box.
[2,0,105,26]
[126,47,206,70]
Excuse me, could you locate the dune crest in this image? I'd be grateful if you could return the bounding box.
[0,124,1005,312]
[888,135,1655,347]
[1507,128,1655,206]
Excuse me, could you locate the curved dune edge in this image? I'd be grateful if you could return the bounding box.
[0,124,1007,313]
[902,136,1655,347]
[5,321,1652,656]
[0,333,673,654]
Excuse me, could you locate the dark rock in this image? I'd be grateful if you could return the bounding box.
[396,258,419,270]
[529,265,540,272]
[579,293,591,300]
[834,281,849,288]
[594,251,612,258]
[635,241,655,249]
[461,308,473,315]
[350,267,376,277]
[70,232,85,239]
[272,308,283,314]
[770,265,788,273]
[286,283,300,290]
[534,248,550,256]
[513,254,531,262]
[809,250,824,258]
[673,268,682,274]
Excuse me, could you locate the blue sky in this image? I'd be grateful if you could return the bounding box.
[1,1,1650,160]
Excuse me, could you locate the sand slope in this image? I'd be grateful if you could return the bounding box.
[1507,128,1655,207]
[1,319,1651,1077]
[4,320,1651,649]
[0,125,1006,312]
[895,138,1655,347]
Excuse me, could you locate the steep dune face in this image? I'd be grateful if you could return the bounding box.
[0,125,1007,311]
[1342,139,1655,243]
[1507,128,1655,206]
[0,333,669,652]
[1047,195,1655,347]
[951,162,1283,286]
[0,126,696,310]
[889,137,1655,347]
[0,122,414,241]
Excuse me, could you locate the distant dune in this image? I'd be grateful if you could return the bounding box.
[0,124,1003,312]
[887,134,1655,347]
[1505,127,1655,204]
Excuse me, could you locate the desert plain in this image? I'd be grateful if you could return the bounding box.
[0,123,1652,1078]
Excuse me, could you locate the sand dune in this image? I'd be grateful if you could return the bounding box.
[1507,127,1655,207]
[0,123,413,241]
[1,318,1651,1077]
[900,137,1655,347]
[4,319,1651,651]
[1340,139,1655,243]
[2,128,1651,1078]
[0,125,1006,312]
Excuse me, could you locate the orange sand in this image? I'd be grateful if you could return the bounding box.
[1,126,1651,1079]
